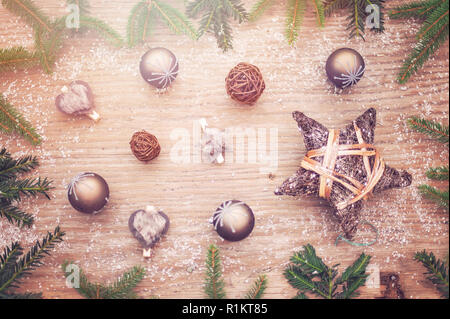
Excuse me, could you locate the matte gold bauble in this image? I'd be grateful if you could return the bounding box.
[139,47,179,89]
[68,172,109,214]
[325,48,365,89]
[211,200,255,242]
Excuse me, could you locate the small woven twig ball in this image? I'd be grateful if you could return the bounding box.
[130,130,161,162]
[225,63,265,105]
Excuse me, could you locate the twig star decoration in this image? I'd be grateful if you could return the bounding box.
[275,108,412,239]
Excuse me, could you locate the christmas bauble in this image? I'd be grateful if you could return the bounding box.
[139,47,179,89]
[325,48,365,89]
[55,80,100,121]
[225,63,265,105]
[130,130,161,162]
[68,172,109,214]
[129,206,169,257]
[211,200,255,241]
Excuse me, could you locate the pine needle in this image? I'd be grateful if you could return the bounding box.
[62,261,146,299]
[204,244,226,299]
[286,0,306,45]
[390,0,449,83]
[0,226,65,294]
[1,0,52,33]
[284,244,371,299]
[79,16,124,47]
[418,185,449,210]
[426,166,449,181]
[249,0,274,21]
[244,274,267,299]
[0,94,42,145]
[0,47,39,73]
[408,116,449,144]
[415,250,449,298]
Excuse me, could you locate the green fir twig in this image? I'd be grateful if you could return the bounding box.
[408,116,449,144]
[284,244,371,299]
[0,226,65,298]
[245,274,268,299]
[415,250,449,298]
[62,261,146,299]
[187,0,247,52]
[390,0,449,83]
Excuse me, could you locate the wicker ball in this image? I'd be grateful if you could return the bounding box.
[130,130,161,162]
[225,63,265,105]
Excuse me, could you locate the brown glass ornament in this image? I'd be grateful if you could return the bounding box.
[129,206,170,257]
[211,200,255,241]
[325,48,365,89]
[68,172,109,214]
[139,47,179,89]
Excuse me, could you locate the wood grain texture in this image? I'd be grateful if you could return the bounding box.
[0,0,448,299]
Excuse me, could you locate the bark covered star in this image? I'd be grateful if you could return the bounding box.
[275,108,412,239]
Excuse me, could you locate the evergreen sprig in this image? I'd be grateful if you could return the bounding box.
[415,250,449,298]
[62,261,146,299]
[0,148,51,227]
[0,94,42,145]
[0,226,65,298]
[127,0,197,48]
[390,0,449,83]
[204,244,267,299]
[187,0,248,52]
[324,0,385,40]
[204,244,226,299]
[408,116,449,210]
[249,0,325,46]
[284,244,371,299]
[0,47,39,73]
[1,0,53,33]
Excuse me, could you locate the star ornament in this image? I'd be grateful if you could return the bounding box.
[275,108,412,240]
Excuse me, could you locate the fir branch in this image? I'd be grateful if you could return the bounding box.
[0,242,23,274]
[390,0,449,83]
[187,0,247,51]
[0,202,34,227]
[0,154,39,179]
[1,0,52,33]
[0,47,39,73]
[347,0,366,40]
[286,0,306,45]
[311,0,326,27]
[0,291,42,299]
[152,0,198,39]
[0,94,42,145]
[324,0,349,14]
[0,177,52,201]
[127,0,148,47]
[284,244,371,299]
[204,244,226,299]
[79,16,124,47]
[62,261,145,299]
[415,250,449,298]
[0,226,65,294]
[249,0,274,21]
[408,116,449,144]
[245,274,267,299]
[389,0,444,19]
[426,166,449,181]
[418,185,449,210]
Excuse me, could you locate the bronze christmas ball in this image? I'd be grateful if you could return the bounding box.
[225,63,265,105]
[325,48,365,89]
[68,172,110,214]
[211,200,255,241]
[139,47,179,89]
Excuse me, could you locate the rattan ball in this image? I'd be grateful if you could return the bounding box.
[225,63,265,105]
[130,130,161,162]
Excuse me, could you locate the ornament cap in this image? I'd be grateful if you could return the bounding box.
[87,110,100,122]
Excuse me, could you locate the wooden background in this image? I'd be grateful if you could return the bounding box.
[0,0,448,299]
